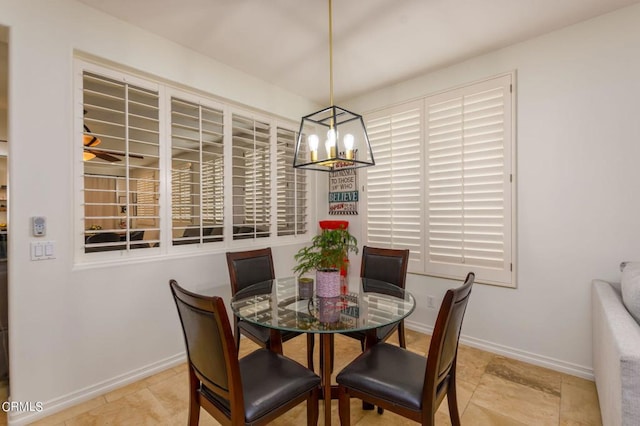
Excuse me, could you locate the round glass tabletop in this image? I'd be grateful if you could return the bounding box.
[230,276,415,334]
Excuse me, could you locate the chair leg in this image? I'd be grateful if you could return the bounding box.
[398,321,406,348]
[329,334,335,373]
[338,386,351,426]
[234,318,241,352]
[447,378,461,426]
[307,387,319,426]
[187,368,200,426]
[306,334,315,371]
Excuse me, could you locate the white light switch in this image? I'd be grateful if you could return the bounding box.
[31,241,56,261]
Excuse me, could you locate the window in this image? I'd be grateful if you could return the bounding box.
[77,60,308,259]
[82,70,160,253]
[364,74,515,287]
[276,128,308,236]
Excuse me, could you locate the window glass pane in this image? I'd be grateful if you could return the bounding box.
[277,128,307,236]
[232,114,271,240]
[171,98,224,245]
[83,71,159,253]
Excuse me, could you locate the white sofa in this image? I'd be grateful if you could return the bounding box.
[592,279,640,426]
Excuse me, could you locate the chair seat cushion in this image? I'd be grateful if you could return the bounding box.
[238,320,301,344]
[239,349,320,422]
[336,343,425,411]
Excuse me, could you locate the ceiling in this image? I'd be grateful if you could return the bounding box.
[40,0,640,104]
[73,0,640,104]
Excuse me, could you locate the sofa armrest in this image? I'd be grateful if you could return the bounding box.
[592,279,640,426]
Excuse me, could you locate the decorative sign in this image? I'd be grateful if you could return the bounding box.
[329,160,358,215]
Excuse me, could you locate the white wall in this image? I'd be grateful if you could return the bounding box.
[0,0,319,424]
[342,3,640,377]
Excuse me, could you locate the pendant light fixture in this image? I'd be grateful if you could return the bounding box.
[293,0,375,172]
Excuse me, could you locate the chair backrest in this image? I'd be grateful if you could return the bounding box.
[169,280,243,409]
[226,248,275,295]
[360,246,410,289]
[183,226,214,238]
[86,232,121,244]
[129,230,145,241]
[85,232,123,252]
[423,272,474,407]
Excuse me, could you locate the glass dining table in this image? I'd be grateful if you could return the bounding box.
[230,276,416,426]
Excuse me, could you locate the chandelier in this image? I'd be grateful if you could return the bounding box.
[293,0,375,172]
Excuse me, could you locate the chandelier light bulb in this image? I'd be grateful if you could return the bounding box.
[343,133,355,160]
[308,134,319,162]
[326,128,337,158]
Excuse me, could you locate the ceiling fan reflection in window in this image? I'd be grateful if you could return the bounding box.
[83,123,144,162]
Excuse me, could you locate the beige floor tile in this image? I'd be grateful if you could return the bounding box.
[559,379,602,425]
[436,378,477,420]
[65,388,170,426]
[486,355,563,397]
[104,368,180,403]
[168,408,220,426]
[147,371,189,418]
[471,372,560,426]
[462,402,529,426]
[103,379,150,403]
[561,373,597,390]
[143,368,179,386]
[29,396,107,425]
[403,328,431,351]
[455,344,495,386]
[27,330,604,426]
[172,363,188,375]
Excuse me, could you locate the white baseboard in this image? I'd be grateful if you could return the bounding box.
[8,352,186,426]
[405,320,594,380]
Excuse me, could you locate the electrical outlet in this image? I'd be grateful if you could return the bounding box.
[426,295,435,309]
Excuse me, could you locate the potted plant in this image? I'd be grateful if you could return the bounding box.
[293,227,358,297]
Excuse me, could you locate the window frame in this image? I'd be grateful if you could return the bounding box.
[362,72,516,288]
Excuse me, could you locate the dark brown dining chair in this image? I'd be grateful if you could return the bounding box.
[336,272,475,425]
[226,248,315,370]
[170,280,320,426]
[344,246,410,349]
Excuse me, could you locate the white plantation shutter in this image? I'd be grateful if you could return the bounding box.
[425,74,513,285]
[170,96,225,245]
[76,60,310,260]
[363,74,514,287]
[232,114,271,240]
[82,70,160,253]
[364,100,424,272]
[277,128,308,236]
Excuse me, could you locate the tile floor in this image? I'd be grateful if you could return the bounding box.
[5,329,601,425]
